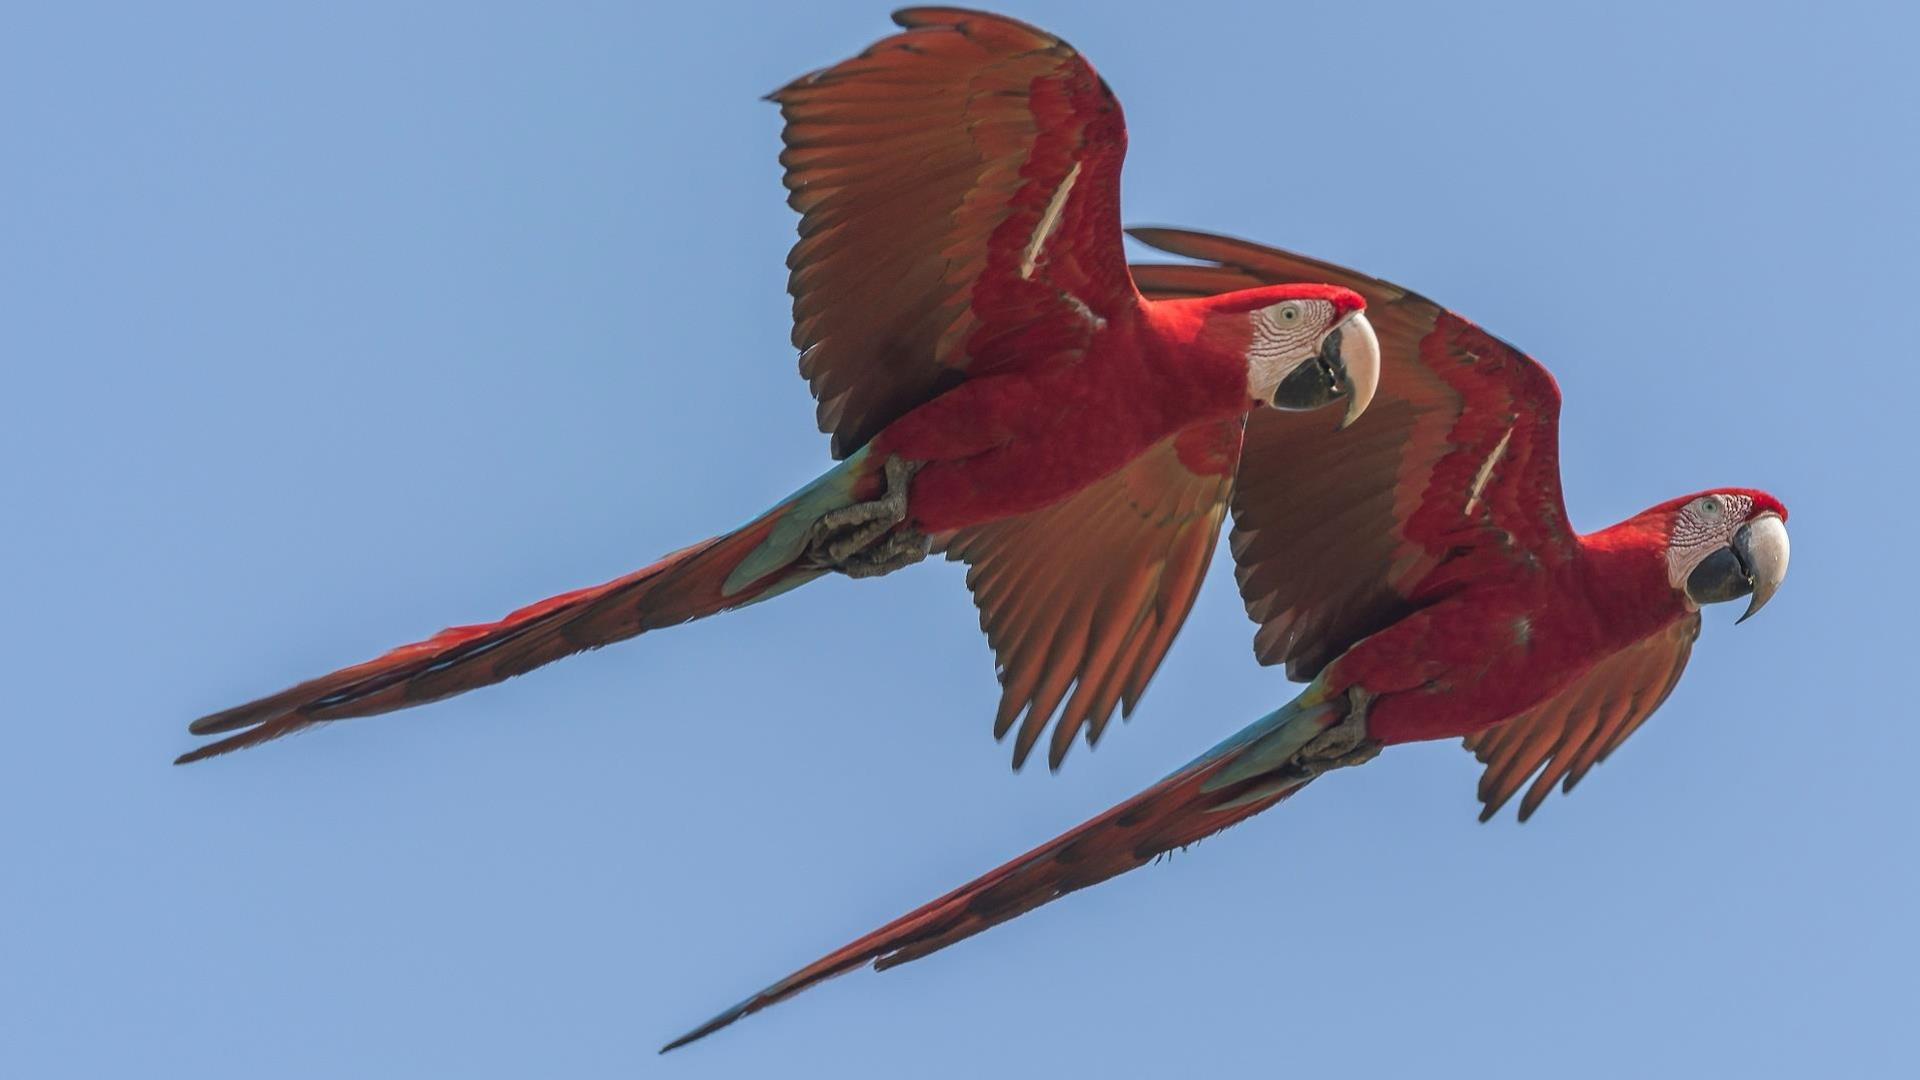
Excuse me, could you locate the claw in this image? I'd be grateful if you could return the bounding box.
[1294,687,1380,776]
[806,455,927,578]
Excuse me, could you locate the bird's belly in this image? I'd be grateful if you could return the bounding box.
[1339,600,1605,748]
[907,427,1153,532]
[1364,645,1595,747]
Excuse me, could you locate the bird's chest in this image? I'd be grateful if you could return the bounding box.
[1019,370,1170,468]
[887,326,1250,530]
[998,350,1239,496]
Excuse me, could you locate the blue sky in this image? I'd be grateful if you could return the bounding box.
[4,2,1915,1076]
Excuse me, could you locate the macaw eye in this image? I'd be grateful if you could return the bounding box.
[1277,303,1301,322]
[1697,496,1723,518]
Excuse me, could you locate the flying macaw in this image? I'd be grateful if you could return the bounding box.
[176,8,1382,768]
[661,228,1793,1051]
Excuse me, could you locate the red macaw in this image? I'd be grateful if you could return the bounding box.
[661,229,1793,1051]
[176,8,1382,768]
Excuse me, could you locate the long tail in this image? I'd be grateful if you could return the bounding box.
[662,680,1351,1052]
[177,450,883,765]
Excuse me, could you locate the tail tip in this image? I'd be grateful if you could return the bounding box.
[658,1016,727,1054]
[660,993,766,1054]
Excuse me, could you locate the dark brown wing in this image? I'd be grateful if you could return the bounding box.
[1129,227,1574,679]
[1463,614,1700,821]
[780,8,1138,456]
[934,420,1241,770]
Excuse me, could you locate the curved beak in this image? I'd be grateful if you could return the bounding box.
[1733,513,1790,623]
[1683,512,1791,623]
[1267,311,1382,428]
[1334,310,1380,429]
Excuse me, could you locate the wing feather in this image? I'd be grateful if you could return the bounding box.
[935,421,1241,769]
[1129,227,1573,679]
[1462,615,1701,821]
[780,9,1138,457]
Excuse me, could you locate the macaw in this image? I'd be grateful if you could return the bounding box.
[662,228,1792,1051]
[176,8,1381,768]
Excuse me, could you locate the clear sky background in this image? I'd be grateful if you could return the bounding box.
[4,2,1915,1076]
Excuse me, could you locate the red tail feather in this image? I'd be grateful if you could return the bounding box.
[178,516,816,765]
[662,690,1341,1052]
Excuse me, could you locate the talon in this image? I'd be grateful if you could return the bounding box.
[806,455,926,578]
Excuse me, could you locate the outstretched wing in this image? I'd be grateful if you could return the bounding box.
[934,420,1241,770]
[1462,614,1700,822]
[781,8,1138,457]
[1129,228,1574,680]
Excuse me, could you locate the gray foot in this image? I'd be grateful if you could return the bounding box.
[806,455,929,578]
[1295,688,1382,777]
[837,528,932,579]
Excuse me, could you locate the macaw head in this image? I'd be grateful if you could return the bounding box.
[1221,284,1380,428]
[1657,489,1791,623]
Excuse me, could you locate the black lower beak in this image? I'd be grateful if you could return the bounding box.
[1684,525,1757,606]
[1269,328,1346,412]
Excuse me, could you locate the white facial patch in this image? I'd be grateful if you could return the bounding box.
[1246,299,1335,400]
[1665,492,1755,589]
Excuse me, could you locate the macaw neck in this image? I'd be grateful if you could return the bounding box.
[1136,295,1258,421]
[1569,516,1692,647]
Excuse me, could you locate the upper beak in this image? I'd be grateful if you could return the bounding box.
[1334,310,1380,429]
[1265,310,1382,428]
[1733,513,1790,624]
